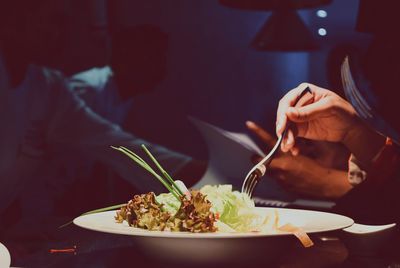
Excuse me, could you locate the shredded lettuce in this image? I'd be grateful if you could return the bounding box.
[156,184,272,232]
[200,185,268,232]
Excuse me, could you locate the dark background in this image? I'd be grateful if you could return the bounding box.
[56,0,369,160]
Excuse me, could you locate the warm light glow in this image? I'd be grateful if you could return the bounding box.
[318,28,327,36]
[316,10,328,18]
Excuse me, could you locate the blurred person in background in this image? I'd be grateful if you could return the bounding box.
[0,0,205,261]
[68,24,168,126]
[59,25,184,216]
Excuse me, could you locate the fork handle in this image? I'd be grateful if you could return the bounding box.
[258,87,313,167]
[283,86,314,137]
[294,86,314,108]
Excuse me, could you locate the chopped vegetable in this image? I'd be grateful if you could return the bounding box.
[277,224,314,248]
[200,184,268,232]
[115,191,216,232]
[115,192,171,231]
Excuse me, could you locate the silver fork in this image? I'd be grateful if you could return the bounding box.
[241,87,312,197]
[241,129,287,197]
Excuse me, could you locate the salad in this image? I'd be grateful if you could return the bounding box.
[111,145,313,247]
[115,184,277,233]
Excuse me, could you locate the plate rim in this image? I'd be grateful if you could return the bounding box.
[73,207,354,239]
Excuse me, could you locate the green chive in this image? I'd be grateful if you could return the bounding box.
[59,203,125,229]
[61,145,184,229]
[141,144,184,196]
[111,146,181,200]
[81,203,126,216]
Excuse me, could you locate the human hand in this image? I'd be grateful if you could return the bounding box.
[247,121,352,198]
[276,83,361,155]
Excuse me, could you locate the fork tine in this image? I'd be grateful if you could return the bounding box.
[241,172,252,193]
[242,180,249,195]
[248,177,258,198]
[248,174,258,197]
[242,172,258,197]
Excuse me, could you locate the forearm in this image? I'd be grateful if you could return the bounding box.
[273,155,352,198]
[298,159,352,198]
[47,86,193,193]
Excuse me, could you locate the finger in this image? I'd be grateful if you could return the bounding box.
[282,129,295,152]
[290,145,300,156]
[269,156,293,175]
[295,89,315,108]
[276,111,287,138]
[286,97,333,123]
[281,133,289,152]
[246,121,276,148]
[276,89,302,136]
[276,83,312,136]
[269,159,280,169]
[287,129,295,148]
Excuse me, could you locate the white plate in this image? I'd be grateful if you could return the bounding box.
[0,242,11,268]
[74,208,353,263]
[73,207,353,238]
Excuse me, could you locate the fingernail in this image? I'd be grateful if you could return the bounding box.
[286,132,293,144]
[246,121,255,127]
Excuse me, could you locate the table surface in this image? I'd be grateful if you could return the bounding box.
[4,223,400,268]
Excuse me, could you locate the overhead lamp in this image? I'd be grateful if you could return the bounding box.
[219,0,332,51]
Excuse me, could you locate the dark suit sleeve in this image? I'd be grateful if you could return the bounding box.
[334,169,400,225]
